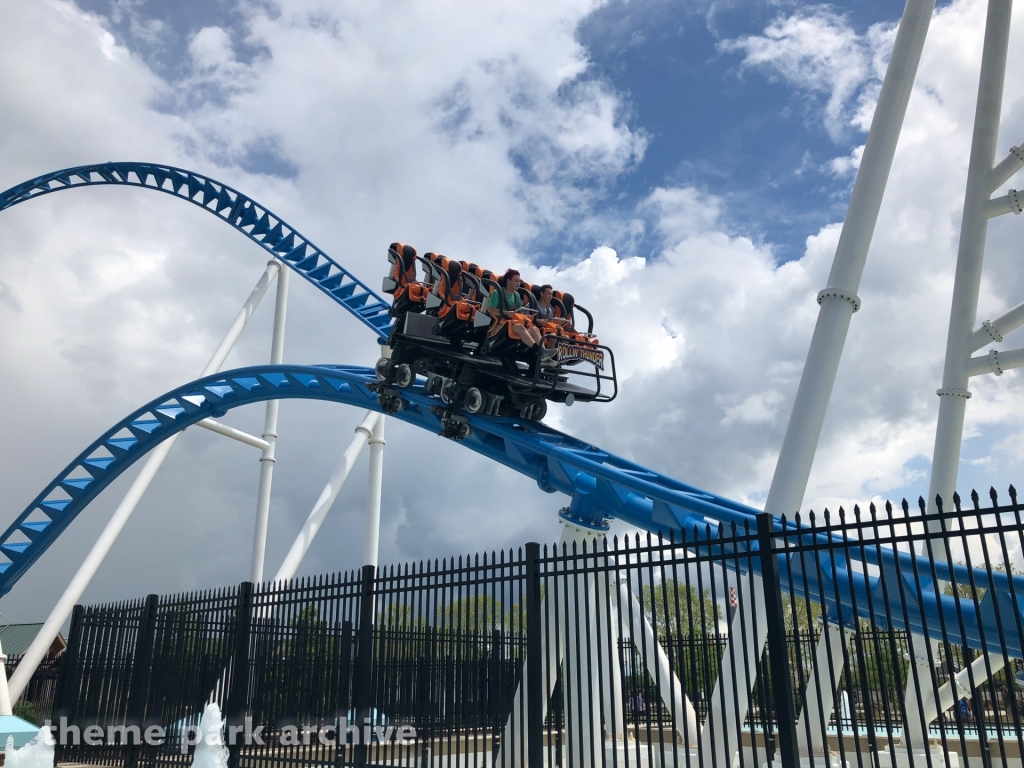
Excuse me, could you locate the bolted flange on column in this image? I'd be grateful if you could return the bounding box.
[557,472,610,532]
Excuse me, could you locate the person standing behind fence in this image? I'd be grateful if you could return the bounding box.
[959,697,973,722]
[629,691,645,727]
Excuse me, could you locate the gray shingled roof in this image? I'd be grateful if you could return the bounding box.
[0,624,65,657]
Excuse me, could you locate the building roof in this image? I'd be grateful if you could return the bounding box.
[0,624,66,658]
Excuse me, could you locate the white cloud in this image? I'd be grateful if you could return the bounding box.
[0,0,645,618]
[720,7,895,141]
[1,0,1024,624]
[720,390,784,426]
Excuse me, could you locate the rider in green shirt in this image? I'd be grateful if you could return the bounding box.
[486,269,555,361]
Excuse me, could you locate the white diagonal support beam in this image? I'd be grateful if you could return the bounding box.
[195,418,270,450]
[273,411,379,583]
[7,262,282,703]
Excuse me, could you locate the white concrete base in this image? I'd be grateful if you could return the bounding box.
[606,742,698,768]
[748,750,849,768]
[875,745,961,768]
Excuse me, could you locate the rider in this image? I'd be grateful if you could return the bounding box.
[487,269,555,359]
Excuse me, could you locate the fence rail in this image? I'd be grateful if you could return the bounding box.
[42,488,1024,768]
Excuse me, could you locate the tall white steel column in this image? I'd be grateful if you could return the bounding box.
[901,0,1016,750]
[764,0,934,521]
[927,0,1015,513]
[7,262,282,703]
[0,637,13,717]
[698,3,934,763]
[362,416,386,568]
[250,261,289,583]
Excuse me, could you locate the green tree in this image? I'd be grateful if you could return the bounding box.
[640,579,719,637]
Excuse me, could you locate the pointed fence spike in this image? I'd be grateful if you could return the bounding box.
[901,498,910,514]
[990,486,999,506]
[1010,484,1018,504]
[972,488,981,505]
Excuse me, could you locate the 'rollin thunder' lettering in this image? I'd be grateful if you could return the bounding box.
[556,342,605,370]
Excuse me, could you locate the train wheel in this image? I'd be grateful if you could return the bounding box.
[375,357,393,382]
[464,387,484,414]
[440,379,455,404]
[528,400,547,421]
[394,363,413,388]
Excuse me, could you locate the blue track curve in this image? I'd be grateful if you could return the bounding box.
[0,364,1020,656]
[1,164,1022,660]
[0,162,393,342]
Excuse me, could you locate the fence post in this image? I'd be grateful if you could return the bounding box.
[50,603,85,744]
[124,594,159,768]
[525,542,543,768]
[227,582,255,768]
[757,513,798,768]
[334,619,354,768]
[352,564,376,768]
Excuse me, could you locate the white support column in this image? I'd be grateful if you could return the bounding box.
[796,623,855,756]
[272,412,379,583]
[560,524,606,768]
[905,0,1013,747]
[7,262,282,703]
[362,416,386,568]
[764,0,934,521]
[927,0,1013,518]
[250,261,289,583]
[615,579,699,745]
[699,575,767,768]
[497,523,608,768]
[756,4,936,746]
[0,638,12,717]
[597,576,625,742]
[922,652,1007,725]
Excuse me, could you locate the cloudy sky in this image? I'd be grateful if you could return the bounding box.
[1,0,1023,621]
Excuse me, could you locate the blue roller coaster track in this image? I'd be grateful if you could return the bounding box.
[0,162,394,343]
[0,163,1021,659]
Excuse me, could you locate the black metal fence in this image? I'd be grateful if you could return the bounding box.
[44,488,1024,768]
[6,654,61,723]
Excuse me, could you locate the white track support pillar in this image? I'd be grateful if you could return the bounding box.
[362,416,386,568]
[927,0,1013,515]
[597,576,625,741]
[615,580,699,745]
[496,587,564,768]
[0,638,12,717]
[796,623,855,756]
[497,523,608,768]
[907,0,1013,747]
[923,652,1007,725]
[764,0,934,521]
[273,412,379,583]
[699,574,767,768]
[560,523,606,768]
[7,263,282,703]
[250,261,289,583]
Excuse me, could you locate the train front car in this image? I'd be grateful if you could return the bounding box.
[376,243,617,439]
